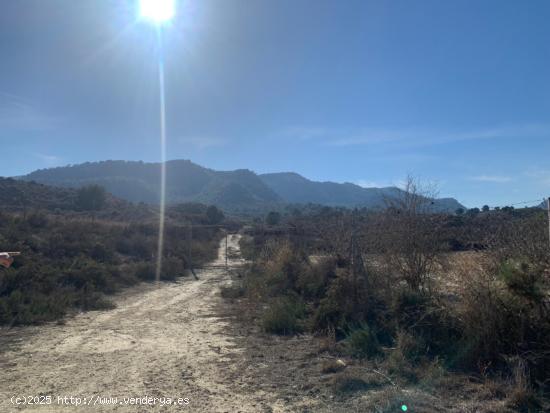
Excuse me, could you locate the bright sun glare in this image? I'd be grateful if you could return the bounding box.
[140,0,175,23]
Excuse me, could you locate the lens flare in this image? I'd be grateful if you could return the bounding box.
[140,0,175,23]
[153,25,168,284]
[140,1,175,283]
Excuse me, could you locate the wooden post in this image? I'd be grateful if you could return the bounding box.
[350,211,358,310]
[188,224,192,269]
[225,231,228,269]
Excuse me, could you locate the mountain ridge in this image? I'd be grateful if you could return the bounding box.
[259,172,462,212]
[20,159,464,213]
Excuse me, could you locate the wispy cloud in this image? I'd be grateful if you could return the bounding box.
[356,179,405,189]
[280,127,330,141]
[325,129,411,147]
[375,153,437,163]
[356,180,384,188]
[525,168,550,186]
[178,136,227,150]
[470,175,513,183]
[35,153,62,166]
[281,123,550,148]
[0,92,60,132]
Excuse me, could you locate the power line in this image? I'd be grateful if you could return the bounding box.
[508,198,546,207]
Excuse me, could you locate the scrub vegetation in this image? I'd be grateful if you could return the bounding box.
[227,178,550,412]
[0,181,223,325]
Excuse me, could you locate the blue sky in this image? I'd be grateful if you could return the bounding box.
[1,0,549,208]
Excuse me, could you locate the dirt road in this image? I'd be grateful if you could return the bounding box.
[0,234,285,412]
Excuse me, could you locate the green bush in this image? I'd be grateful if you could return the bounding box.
[296,258,335,300]
[0,289,69,325]
[90,243,115,263]
[261,296,305,335]
[312,270,367,332]
[206,205,224,224]
[76,185,106,211]
[265,211,281,226]
[499,261,544,303]
[345,323,381,358]
[161,257,185,281]
[134,262,155,281]
[26,211,49,228]
[312,296,343,331]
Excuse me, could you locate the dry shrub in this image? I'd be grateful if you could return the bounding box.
[312,268,368,331]
[133,262,155,281]
[160,256,185,281]
[330,370,381,395]
[260,239,307,296]
[385,330,420,383]
[296,257,336,300]
[418,357,446,390]
[489,212,549,268]
[239,205,550,406]
[359,386,421,413]
[318,325,337,353]
[379,176,445,292]
[480,378,508,401]
[391,289,458,359]
[220,284,245,299]
[506,357,542,413]
[456,263,549,361]
[237,234,255,260]
[320,359,346,374]
[455,256,550,403]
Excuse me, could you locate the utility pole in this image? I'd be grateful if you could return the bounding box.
[188,223,192,269]
[349,210,359,310]
[225,231,228,269]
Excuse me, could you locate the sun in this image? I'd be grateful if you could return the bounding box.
[140,0,175,24]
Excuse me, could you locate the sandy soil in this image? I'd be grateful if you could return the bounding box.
[0,234,298,412]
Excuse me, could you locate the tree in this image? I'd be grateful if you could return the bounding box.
[76,185,106,211]
[384,175,439,215]
[482,205,490,212]
[381,176,443,291]
[468,207,481,215]
[265,211,281,226]
[455,208,465,215]
[206,205,224,225]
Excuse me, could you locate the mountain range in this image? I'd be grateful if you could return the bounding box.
[20,160,464,213]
